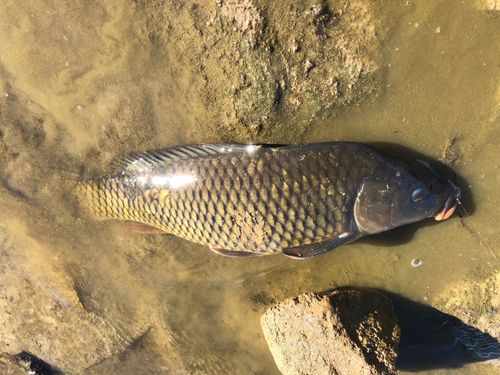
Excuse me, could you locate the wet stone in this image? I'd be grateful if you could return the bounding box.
[261,288,400,375]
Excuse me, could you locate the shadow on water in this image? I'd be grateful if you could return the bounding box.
[358,222,423,248]
[356,213,460,248]
[381,292,500,371]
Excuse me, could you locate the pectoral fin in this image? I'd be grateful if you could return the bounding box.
[123,221,169,234]
[210,247,265,258]
[281,233,361,259]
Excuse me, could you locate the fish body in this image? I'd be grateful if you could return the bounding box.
[79,143,460,258]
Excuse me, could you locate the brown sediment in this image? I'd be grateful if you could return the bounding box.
[233,210,270,251]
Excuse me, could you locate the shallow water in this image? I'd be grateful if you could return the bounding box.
[0,0,500,374]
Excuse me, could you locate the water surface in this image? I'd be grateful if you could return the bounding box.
[0,0,499,374]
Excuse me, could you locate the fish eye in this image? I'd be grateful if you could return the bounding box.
[411,188,425,202]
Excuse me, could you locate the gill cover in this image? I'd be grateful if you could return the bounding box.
[353,171,439,235]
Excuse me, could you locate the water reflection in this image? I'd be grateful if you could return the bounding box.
[151,174,195,188]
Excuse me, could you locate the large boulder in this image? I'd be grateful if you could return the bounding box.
[261,288,400,375]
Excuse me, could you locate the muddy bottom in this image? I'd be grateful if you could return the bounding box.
[0,0,500,374]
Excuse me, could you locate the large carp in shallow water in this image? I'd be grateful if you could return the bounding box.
[79,142,461,258]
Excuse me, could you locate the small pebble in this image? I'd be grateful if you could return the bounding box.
[411,258,423,267]
[436,27,441,33]
[304,60,315,73]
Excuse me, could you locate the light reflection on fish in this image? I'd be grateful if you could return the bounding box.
[79,143,461,258]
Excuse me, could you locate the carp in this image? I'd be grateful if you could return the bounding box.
[79,143,461,258]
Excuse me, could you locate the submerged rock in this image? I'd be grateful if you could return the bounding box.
[0,237,123,374]
[135,0,384,143]
[261,288,400,375]
[0,223,184,375]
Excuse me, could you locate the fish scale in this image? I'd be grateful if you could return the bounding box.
[80,142,460,258]
[80,143,365,255]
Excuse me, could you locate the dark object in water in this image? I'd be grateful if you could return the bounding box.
[386,292,500,371]
[79,142,461,258]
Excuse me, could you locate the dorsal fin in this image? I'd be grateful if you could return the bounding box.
[112,144,262,171]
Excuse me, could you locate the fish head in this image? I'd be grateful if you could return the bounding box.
[354,155,461,235]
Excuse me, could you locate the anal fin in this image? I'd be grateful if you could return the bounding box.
[210,247,265,258]
[282,233,361,259]
[123,221,169,234]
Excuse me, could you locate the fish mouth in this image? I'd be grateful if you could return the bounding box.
[433,180,461,221]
